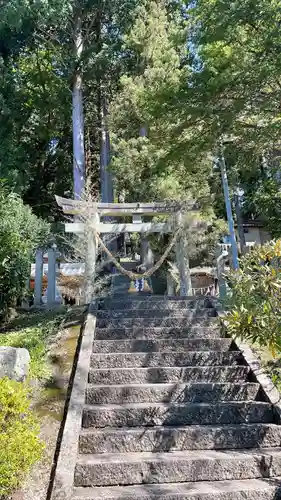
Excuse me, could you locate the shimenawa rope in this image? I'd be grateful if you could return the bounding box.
[94,227,181,280]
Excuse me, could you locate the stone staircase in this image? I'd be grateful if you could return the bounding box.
[71,295,281,499]
[111,270,152,295]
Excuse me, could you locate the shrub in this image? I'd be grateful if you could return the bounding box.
[0,377,44,497]
[0,310,65,380]
[225,240,281,356]
[0,188,49,319]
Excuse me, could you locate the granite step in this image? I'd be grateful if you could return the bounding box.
[90,351,242,369]
[92,338,233,354]
[99,299,212,310]
[82,402,274,428]
[88,366,249,385]
[96,317,217,329]
[100,296,204,304]
[97,309,216,319]
[72,478,281,499]
[74,448,281,487]
[85,382,259,405]
[95,326,219,340]
[79,423,281,454]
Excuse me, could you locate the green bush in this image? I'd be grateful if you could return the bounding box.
[0,310,65,380]
[0,377,44,497]
[0,188,49,319]
[225,240,281,356]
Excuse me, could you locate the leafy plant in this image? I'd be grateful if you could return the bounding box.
[0,377,44,497]
[0,188,49,319]
[0,309,65,380]
[224,240,281,356]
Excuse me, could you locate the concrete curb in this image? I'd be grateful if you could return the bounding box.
[213,303,281,422]
[50,301,98,500]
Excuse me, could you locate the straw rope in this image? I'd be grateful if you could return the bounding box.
[94,227,181,280]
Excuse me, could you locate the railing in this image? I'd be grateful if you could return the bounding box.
[190,284,216,296]
[166,243,231,298]
[166,270,217,297]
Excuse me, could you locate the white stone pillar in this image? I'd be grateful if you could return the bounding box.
[141,238,154,270]
[34,249,43,306]
[84,211,99,303]
[47,246,57,305]
[166,271,175,296]
[216,250,228,299]
[175,212,192,296]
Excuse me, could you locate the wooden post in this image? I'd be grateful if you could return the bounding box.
[34,249,43,306]
[47,245,57,305]
[175,212,192,296]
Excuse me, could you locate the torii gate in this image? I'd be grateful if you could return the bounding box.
[55,196,197,299]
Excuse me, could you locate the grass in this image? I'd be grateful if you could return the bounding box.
[252,344,281,393]
[0,305,85,499]
[0,308,68,380]
[0,377,44,497]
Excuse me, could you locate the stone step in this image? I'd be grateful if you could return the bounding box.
[85,382,259,405]
[111,287,129,290]
[72,478,281,499]
[79,423,281,454]
[95,326,219,341]
[96,317,217,329]
[82,401,274,428]
[113,292,154,297]
[113,276,131,282]
[74,448,281,487]
[99,299,212,311]
[100,296,203,303]
[92,338,233,354]
[90,351,242,369]
[97,309,216,319]
[113,286,130,292]
[112,279,129,284]
[88,366,249,385]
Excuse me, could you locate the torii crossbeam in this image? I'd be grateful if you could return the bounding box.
[55,195,199,299]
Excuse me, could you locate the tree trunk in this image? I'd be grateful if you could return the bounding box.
[72,11,85,199]
[139,125,155,267]
[140,126,147,137]
[176,212,192,296]
[100,99,113,203]
[219,148,239,270]
[234,193,246,253]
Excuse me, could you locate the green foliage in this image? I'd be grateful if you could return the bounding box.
[0,188,49,318]
[0,309,65,379]
[0,0,140,219]
[225,240,281,355]
[0,377,44,497]
[108,0,225,261]
[109,0,195,202]
[190,0,281,142]
[185,0,281,225]
[0,8,72,220]
[3,0,281,259]
[242,172,281,238]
